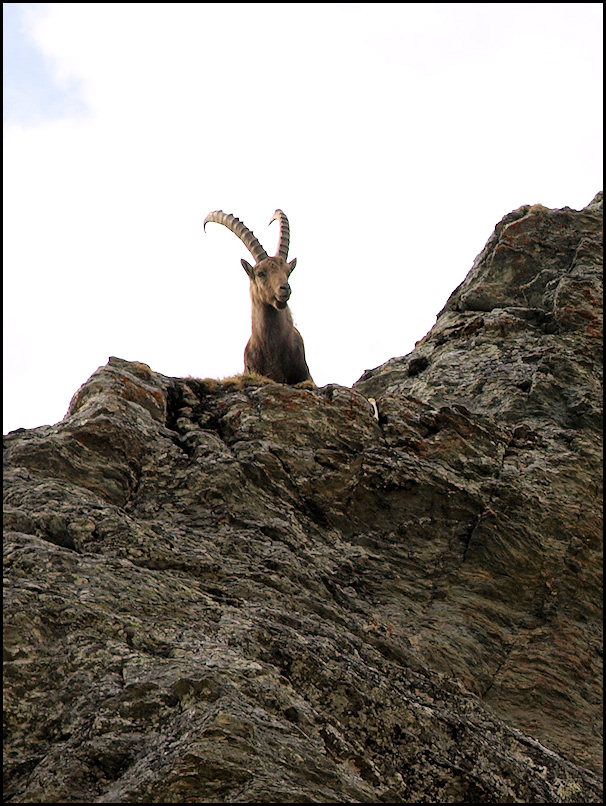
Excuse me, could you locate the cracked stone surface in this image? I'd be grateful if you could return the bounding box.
[3,192,603,802]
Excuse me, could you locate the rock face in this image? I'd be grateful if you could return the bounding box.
[3,193,603,803]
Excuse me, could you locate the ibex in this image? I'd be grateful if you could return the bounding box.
[203,209,312,384]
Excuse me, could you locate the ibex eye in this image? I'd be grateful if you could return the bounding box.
[257,271,266,278]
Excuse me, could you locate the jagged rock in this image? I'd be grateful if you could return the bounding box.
[3,193,603,803]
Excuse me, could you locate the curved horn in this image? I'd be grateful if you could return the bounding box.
[269,209,290,260]
[203,210,268,264]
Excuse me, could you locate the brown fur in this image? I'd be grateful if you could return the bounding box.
[241,255,312,384]
[204,209,313,385]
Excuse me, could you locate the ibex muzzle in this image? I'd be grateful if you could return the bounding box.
[203,209,312,385]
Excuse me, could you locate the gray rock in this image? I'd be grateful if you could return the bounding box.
[4,193,602,802]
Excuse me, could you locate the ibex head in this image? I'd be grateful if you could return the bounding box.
[203,209,297,311]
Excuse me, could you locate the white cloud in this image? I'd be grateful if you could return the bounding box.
[3,2,603,433]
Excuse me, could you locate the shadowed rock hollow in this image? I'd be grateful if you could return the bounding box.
[3,193,603,803]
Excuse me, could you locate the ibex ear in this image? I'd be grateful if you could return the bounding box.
[241,259,254,278]
[287,258,297,275]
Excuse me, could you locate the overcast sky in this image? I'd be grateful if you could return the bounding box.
[3,3,603,435]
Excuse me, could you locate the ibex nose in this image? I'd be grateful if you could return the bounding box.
[279,283,291,299]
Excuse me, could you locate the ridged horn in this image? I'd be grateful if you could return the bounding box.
[269,209,290,260]
[203,210,268,264]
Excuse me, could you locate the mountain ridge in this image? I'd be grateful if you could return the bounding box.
[4,192,602,802]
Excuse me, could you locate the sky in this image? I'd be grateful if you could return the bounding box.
[3,2,603,435]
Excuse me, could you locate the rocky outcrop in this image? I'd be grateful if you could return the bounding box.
[3,193,603,803]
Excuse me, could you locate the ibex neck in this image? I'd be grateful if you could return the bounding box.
[251,300,293,338]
